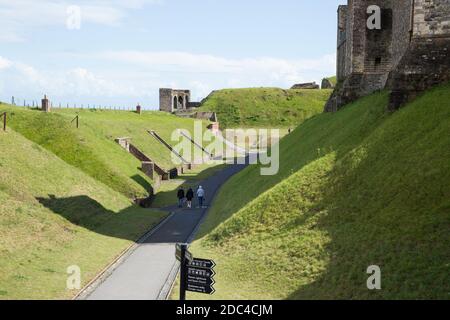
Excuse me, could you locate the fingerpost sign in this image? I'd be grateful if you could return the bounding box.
[175,244,216,300]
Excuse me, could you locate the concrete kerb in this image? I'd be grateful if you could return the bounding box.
[160,161,249,300]
[73,211,177,300]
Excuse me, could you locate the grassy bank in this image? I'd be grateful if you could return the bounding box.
[185,83,450,300]
[0,129,167,299]
[0,105,211,198]
[198,88,332,129]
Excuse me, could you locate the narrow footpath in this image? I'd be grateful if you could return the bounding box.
[83,162,246,300]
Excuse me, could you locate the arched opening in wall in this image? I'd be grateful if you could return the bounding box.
[173,96,178,110]
[178,96,184,109]
[185,95,190,108]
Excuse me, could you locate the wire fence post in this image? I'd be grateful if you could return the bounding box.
[2,112,7,131]
[71,115,79,129]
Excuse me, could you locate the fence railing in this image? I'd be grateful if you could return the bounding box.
[5,96,138,111]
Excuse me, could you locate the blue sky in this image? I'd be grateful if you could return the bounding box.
[0,0,346,109]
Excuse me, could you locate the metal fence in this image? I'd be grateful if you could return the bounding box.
[5,96,136,111]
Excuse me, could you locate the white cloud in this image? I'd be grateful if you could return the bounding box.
[0,56,154,106]
[0,0,163,42]
[98,50,335,87]
[0,50,336,108]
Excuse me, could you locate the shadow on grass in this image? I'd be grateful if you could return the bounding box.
[36,195,165,242]
[284,87,450,300]
[131,174,154,193]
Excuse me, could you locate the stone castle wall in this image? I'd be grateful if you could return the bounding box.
[159,88,173,113]
[326,0,450,112]
[337,5,348,81]
[159,88,191,113]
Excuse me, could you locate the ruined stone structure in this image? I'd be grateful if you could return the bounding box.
[387,0,450,110]
[291,82,320,90]
[159,88,191,113]
[325,0,450,112]
[115,137,171,182]
[321,78,335,89]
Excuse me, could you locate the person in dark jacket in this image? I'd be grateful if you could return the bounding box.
[186,188,194,209]
[177,188,185,208]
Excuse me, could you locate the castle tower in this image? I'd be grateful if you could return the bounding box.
[387,0,450,110]
[159,88,191,113]
[327,0,450,112]
[41,95,51,112]
[327,0,415,112]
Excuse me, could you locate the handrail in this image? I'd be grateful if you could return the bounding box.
[179,130,212,158]
[148,130,190,165]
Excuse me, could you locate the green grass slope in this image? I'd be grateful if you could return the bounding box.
[198,88,332,129]
[0,105,210,198]
[326,76,337,86]
[0,129,167,299]
[52,108,210,171]
[188,83,450,300]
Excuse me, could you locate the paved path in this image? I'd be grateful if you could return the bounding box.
[85,162,246,300]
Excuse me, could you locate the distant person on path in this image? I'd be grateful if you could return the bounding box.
[197,186,206,208]
[177,188,185,208]
[186,188,194,209]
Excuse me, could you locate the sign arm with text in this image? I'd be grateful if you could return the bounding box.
[175,244,216,299]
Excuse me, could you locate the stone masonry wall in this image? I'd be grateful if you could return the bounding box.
[388,34,450,110]
[159,88,173,113]
[327,0,449,113]
[387,0,450,110]
[326,0,415,112]
[337,5,348,81]
[413,0,450,37]
[391,0,414,68]
[159,88,191,113]
[344,0,355,76]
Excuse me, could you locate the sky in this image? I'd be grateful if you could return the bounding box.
[0,0,347,110]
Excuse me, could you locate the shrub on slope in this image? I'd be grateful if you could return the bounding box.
[189,84,450,300]
[0,129,166,299]
[198,88,332,129]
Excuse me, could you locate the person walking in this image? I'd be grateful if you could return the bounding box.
[186,187,194,209]
[177,188,185,208]
[197,186,206,208]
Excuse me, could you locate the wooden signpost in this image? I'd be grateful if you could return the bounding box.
[71,115,79,129]
[2,112,6,131]
[176,244,216,300]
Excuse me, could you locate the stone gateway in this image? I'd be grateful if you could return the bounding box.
[159,88,191,113]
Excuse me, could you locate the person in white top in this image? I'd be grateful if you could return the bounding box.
[197,186,206,208]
